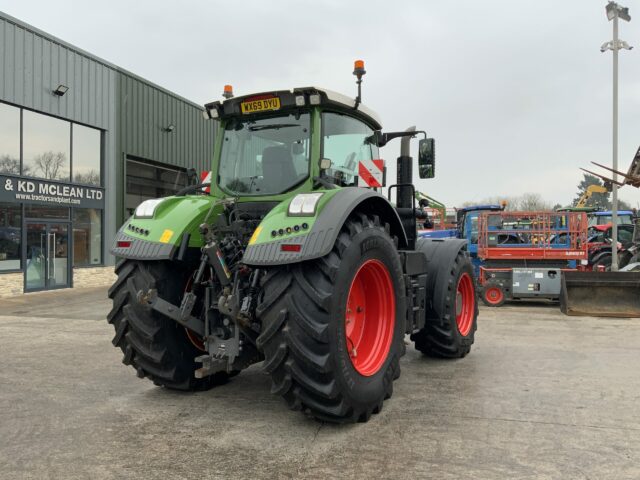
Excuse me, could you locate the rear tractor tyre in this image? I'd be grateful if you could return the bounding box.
[411,250,478,358]
[256,213,406,423]
[592,254,612,272]
[107,260,233,390]
[481,281,506,307]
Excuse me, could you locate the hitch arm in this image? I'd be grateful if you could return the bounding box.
[137,288,205,337]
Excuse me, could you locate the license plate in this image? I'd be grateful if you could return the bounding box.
[240,97,281,114]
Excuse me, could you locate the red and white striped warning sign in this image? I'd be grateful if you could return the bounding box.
[200,171,212,193]
[358,158,385,188]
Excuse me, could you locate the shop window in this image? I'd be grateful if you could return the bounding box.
[73,124,101,186]
[125,159,187,217]
[73,208,102,266]
[0,103,21,175]
[23,110,71,181]
[0,203,22,271]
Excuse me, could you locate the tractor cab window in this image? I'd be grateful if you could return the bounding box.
[321,112,378,187]
[459,212,479,244]
[589,214,634,226]
[219,113,310,196]
[468,214,479,244]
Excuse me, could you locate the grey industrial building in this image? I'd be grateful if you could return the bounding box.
[0,11,214,295]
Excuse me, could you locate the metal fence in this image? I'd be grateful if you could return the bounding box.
[477,211,589,261]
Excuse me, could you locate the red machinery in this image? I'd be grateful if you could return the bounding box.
[476,211,588,306]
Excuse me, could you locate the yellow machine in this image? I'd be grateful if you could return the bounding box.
[575,184,609,208]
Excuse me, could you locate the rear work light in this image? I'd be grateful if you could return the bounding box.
[117,240,132,248]
[135,198,164,218]
[281,244,302,252]
[288,192,323,216]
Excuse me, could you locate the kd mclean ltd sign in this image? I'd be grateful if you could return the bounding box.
[0,174,105,210]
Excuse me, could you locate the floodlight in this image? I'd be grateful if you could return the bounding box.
[53,84,69,96]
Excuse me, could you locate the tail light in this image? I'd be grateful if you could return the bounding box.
[281,244,302,252]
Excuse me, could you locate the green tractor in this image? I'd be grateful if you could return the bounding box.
[107,64,478,423]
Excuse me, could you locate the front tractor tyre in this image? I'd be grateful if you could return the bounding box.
[411,250,478,358]
[107,260,232,390]
[256,213,406,423]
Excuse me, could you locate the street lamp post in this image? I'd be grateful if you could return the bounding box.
[601,1,632,271]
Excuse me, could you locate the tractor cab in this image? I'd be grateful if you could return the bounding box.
[452,204,505,276]
[556,207,635,227]
[457,205,505,249]
[588,210,635,227]
[204,87,385,198]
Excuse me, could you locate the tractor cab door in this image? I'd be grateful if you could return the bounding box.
[319,112,381,189]
[464,212,480,256]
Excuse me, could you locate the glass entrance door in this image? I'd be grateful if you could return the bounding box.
[25,223,46,291]
[25,222,70,291]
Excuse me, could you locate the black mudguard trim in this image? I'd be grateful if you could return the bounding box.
[416,238,469,318]
[242,188,408,266]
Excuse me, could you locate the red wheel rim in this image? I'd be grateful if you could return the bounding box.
[484,286,503,307]
[186,326,206,351]
[345,259,395,377]
[456,273,475,336]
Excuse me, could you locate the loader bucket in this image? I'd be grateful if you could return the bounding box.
[560,271,640,318]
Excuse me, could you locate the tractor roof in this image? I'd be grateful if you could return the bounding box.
[593,210,634,216]
[458,204,504,213]
[204,87,382,130]
[556,207,598,212]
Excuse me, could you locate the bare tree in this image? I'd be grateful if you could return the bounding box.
[518,192,552,211]
[461,196,518,211]
[0,155,21,175]
[460,193,552,211]
[32,151,68,180]
[73,170,100,185]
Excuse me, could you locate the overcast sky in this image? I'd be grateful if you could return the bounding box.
[2,0,639,208]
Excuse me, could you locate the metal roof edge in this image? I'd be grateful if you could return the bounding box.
[0,10,206,111]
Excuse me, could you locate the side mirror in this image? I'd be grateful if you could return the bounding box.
[418,138,435,179]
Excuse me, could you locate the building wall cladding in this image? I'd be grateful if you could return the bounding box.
[118,74,213,169]
[116,74,214,222]
[0,14,117,130]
